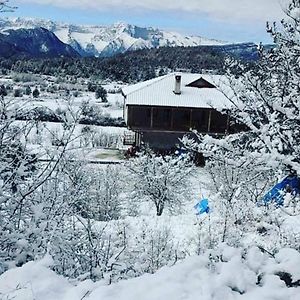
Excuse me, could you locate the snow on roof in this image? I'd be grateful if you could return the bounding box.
[122,73,233,110]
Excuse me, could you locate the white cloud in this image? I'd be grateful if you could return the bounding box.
[19,0,285,23]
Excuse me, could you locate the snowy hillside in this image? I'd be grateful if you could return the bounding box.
[0,17,227,57]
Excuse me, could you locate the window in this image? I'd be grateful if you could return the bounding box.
[186,78,216,89]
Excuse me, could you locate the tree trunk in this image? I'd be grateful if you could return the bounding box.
[156,203,164,216]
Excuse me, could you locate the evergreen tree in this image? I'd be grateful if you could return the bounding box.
[32,87,40,98]
[13,88,22,97]
[25,86,31,96]
[95,85,108,102]
[0,84,7,97]
[87,82,97,92]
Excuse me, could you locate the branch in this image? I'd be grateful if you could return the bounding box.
[0,1,17,13]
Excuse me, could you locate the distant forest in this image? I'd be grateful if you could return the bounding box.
[0,44,259,82]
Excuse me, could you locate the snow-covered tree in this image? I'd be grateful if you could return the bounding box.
[204,158,274,246]
[127,150,194,216]
[0,0,16,13]
[0,96,81,272]
[63,162,124,221]
[184,0,300,174]
[95,85,108,102]
[182,0,300,251]
[217,1,300,172]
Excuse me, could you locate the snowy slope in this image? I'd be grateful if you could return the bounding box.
[0,17,227,57]
[1,246,299,300]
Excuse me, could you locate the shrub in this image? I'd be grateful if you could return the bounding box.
[13,89,22,97]
[32,87,40,98]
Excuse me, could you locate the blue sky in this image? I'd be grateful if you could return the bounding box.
[10,0,284,43]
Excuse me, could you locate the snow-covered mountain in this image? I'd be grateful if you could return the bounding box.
[0,17,227,57]
[0,27,79,58]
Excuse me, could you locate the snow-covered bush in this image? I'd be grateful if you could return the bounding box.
[50,218,127,281]
[63,162,124,221]
[50,218,184,283]
[0,96,81,273]
[123,223,182,276]
[205,158,274,246]
[80,126,123,148]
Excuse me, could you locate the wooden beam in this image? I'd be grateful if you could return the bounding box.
[135,132,142,147]
[171,108,174,130]
[208,110,212,132]
[127,106,132,127]
[150,107,154,129]
[226,115,230,134]
[123,95,126,121]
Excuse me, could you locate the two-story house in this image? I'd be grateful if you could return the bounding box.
[122,73,233,150]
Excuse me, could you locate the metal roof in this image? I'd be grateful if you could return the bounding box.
[122,73,233,110]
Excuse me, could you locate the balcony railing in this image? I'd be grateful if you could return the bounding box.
[123,132,136,145]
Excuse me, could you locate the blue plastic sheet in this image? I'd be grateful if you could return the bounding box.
[262,175,300,206]
[194,199,210,215]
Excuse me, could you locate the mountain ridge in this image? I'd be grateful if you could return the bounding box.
[0,17,228,57]
[0,26,79,58]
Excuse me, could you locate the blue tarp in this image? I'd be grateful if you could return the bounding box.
[262,175,300,205]
[194,199,210,215]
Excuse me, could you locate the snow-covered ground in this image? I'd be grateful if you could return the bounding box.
[0,166,299,300]
[0,76,126,119]
[23,121,129,161]
[0,75,130,161]
[1,245,299,300]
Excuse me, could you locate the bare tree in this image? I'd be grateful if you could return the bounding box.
[127,149,194,216]
[0,95,83,272]
[0,0,17,13]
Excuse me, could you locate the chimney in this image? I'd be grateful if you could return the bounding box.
[174,74,181,95]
